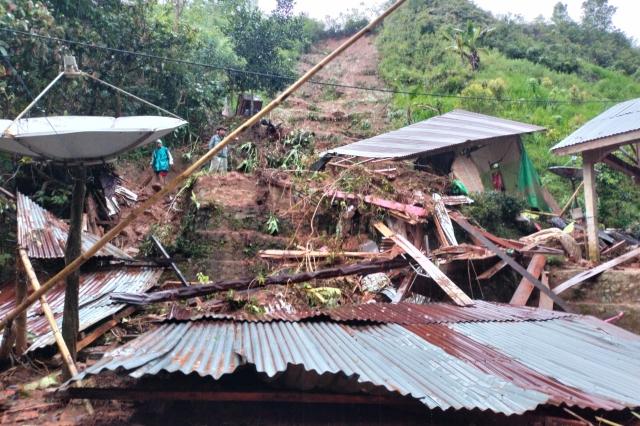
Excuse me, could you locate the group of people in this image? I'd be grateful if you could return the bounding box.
[149,125,230,190]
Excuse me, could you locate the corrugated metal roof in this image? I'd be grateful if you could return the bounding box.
[0,268,161,351]
[72,320,550,414]
[202,300,573,324]
[551,98,640,151]
[320,110,545,159]
[68,313,640,413]
[17,192,130,259]
[452,318,640,409]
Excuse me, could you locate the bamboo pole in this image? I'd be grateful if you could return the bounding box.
[558,180,584,218]
[18,249,76,375]
[18,249,94,415]
[0,0,410,332]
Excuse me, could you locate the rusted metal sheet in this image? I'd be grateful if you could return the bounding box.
[452,318,640,409]
[321,109,545,159]
[406,322,627,411]
[203,300,573,324]
[551,98,640,152]
[71,321,550,414]
[17,192,130,259]
[0,268,161,351]
[70,314,640,413]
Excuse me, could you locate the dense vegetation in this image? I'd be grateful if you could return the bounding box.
[375,0,640,228]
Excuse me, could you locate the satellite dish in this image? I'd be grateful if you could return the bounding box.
[0,116,187,164]
[548,166,584,180]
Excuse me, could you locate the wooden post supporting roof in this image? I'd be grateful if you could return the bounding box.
[582,156,600,261]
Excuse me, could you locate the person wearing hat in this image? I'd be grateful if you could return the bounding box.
[209,126,229,173]
[150,139,173,190]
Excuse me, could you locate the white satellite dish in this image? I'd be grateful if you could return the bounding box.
[0,116,187,164]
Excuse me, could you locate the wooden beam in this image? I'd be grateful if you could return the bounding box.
[260,250,387,259]
[0,186,16,200]
[553,246,640,294]
[452,217,574,312]
[111,258,411,305]
[582,158,600,261]
[55,388,420,405]
[391,271,416,304]
[76,306,137,351]
[538,272,554,310]
[476,260,507,280]
[552,129,640,156]
[603,153,640,179]
[510,255,546,306]
[373,222,474,306]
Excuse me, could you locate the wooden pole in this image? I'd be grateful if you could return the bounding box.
[62,166,86,380]
[14,261,28,354]
[18,249,94,415]
[558,180,584,219]
[18,249,77,375]
[582,156,600,261]
[0,0,410,332]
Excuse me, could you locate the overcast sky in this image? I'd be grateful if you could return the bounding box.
[257,0,640,42]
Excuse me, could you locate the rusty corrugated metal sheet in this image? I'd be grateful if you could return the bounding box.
[320,110,545,159]
[203,300,573,324]
[0,268,161,351]
[72,321,550,414]
[452,318,640,409]
[17,192,130,259]
[551,98,640,152]
[70,314,640,413]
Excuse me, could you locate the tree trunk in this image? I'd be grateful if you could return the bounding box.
[61,166,86,381]
[14,265,28,355]
[174,0,180,32]
[0,320,16,365]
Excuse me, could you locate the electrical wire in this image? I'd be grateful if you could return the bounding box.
[1,27,627,105]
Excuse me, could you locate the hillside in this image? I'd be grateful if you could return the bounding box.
[374,0,640,228]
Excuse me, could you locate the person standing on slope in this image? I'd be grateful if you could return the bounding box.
[150,139,173,191]
[209,126,229,173]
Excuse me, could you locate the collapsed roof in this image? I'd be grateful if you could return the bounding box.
[67,302,640,415]
[320,109,545,159]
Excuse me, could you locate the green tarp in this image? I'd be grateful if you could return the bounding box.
[517,148,551,212]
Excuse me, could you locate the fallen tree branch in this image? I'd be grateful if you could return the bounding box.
[110,258,410,305]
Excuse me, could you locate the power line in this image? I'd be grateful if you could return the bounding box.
[0,27,627,104]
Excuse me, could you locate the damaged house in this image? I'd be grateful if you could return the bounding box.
[322,109,554,212]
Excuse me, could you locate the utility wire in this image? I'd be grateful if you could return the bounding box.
[1,27,627,105]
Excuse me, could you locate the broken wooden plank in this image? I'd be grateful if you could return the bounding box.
[373,222,474,307]
[326,191,428,217]
[453,217,574,313]
[539,272,554,310]
[476,260,507,280]
[600,240,625,256]
[449,215,525,250]
[0,186,16,200]
[510,254,546,306]
[111,258,410,305]
[553,246,640,295]
[76,306,138,351]
[260,250,386,259]
[391,271,416,304]
[433,195,457,246]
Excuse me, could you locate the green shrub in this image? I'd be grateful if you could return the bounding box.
[461,191,531,239]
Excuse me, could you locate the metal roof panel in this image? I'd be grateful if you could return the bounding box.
[551,98,640,151]
[321,109,545,159]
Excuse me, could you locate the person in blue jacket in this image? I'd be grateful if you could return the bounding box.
[150,139,173,190]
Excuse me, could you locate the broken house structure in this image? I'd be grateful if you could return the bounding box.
[321,109,554,212]
[551,97,640,261]
[0,193,161,352]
